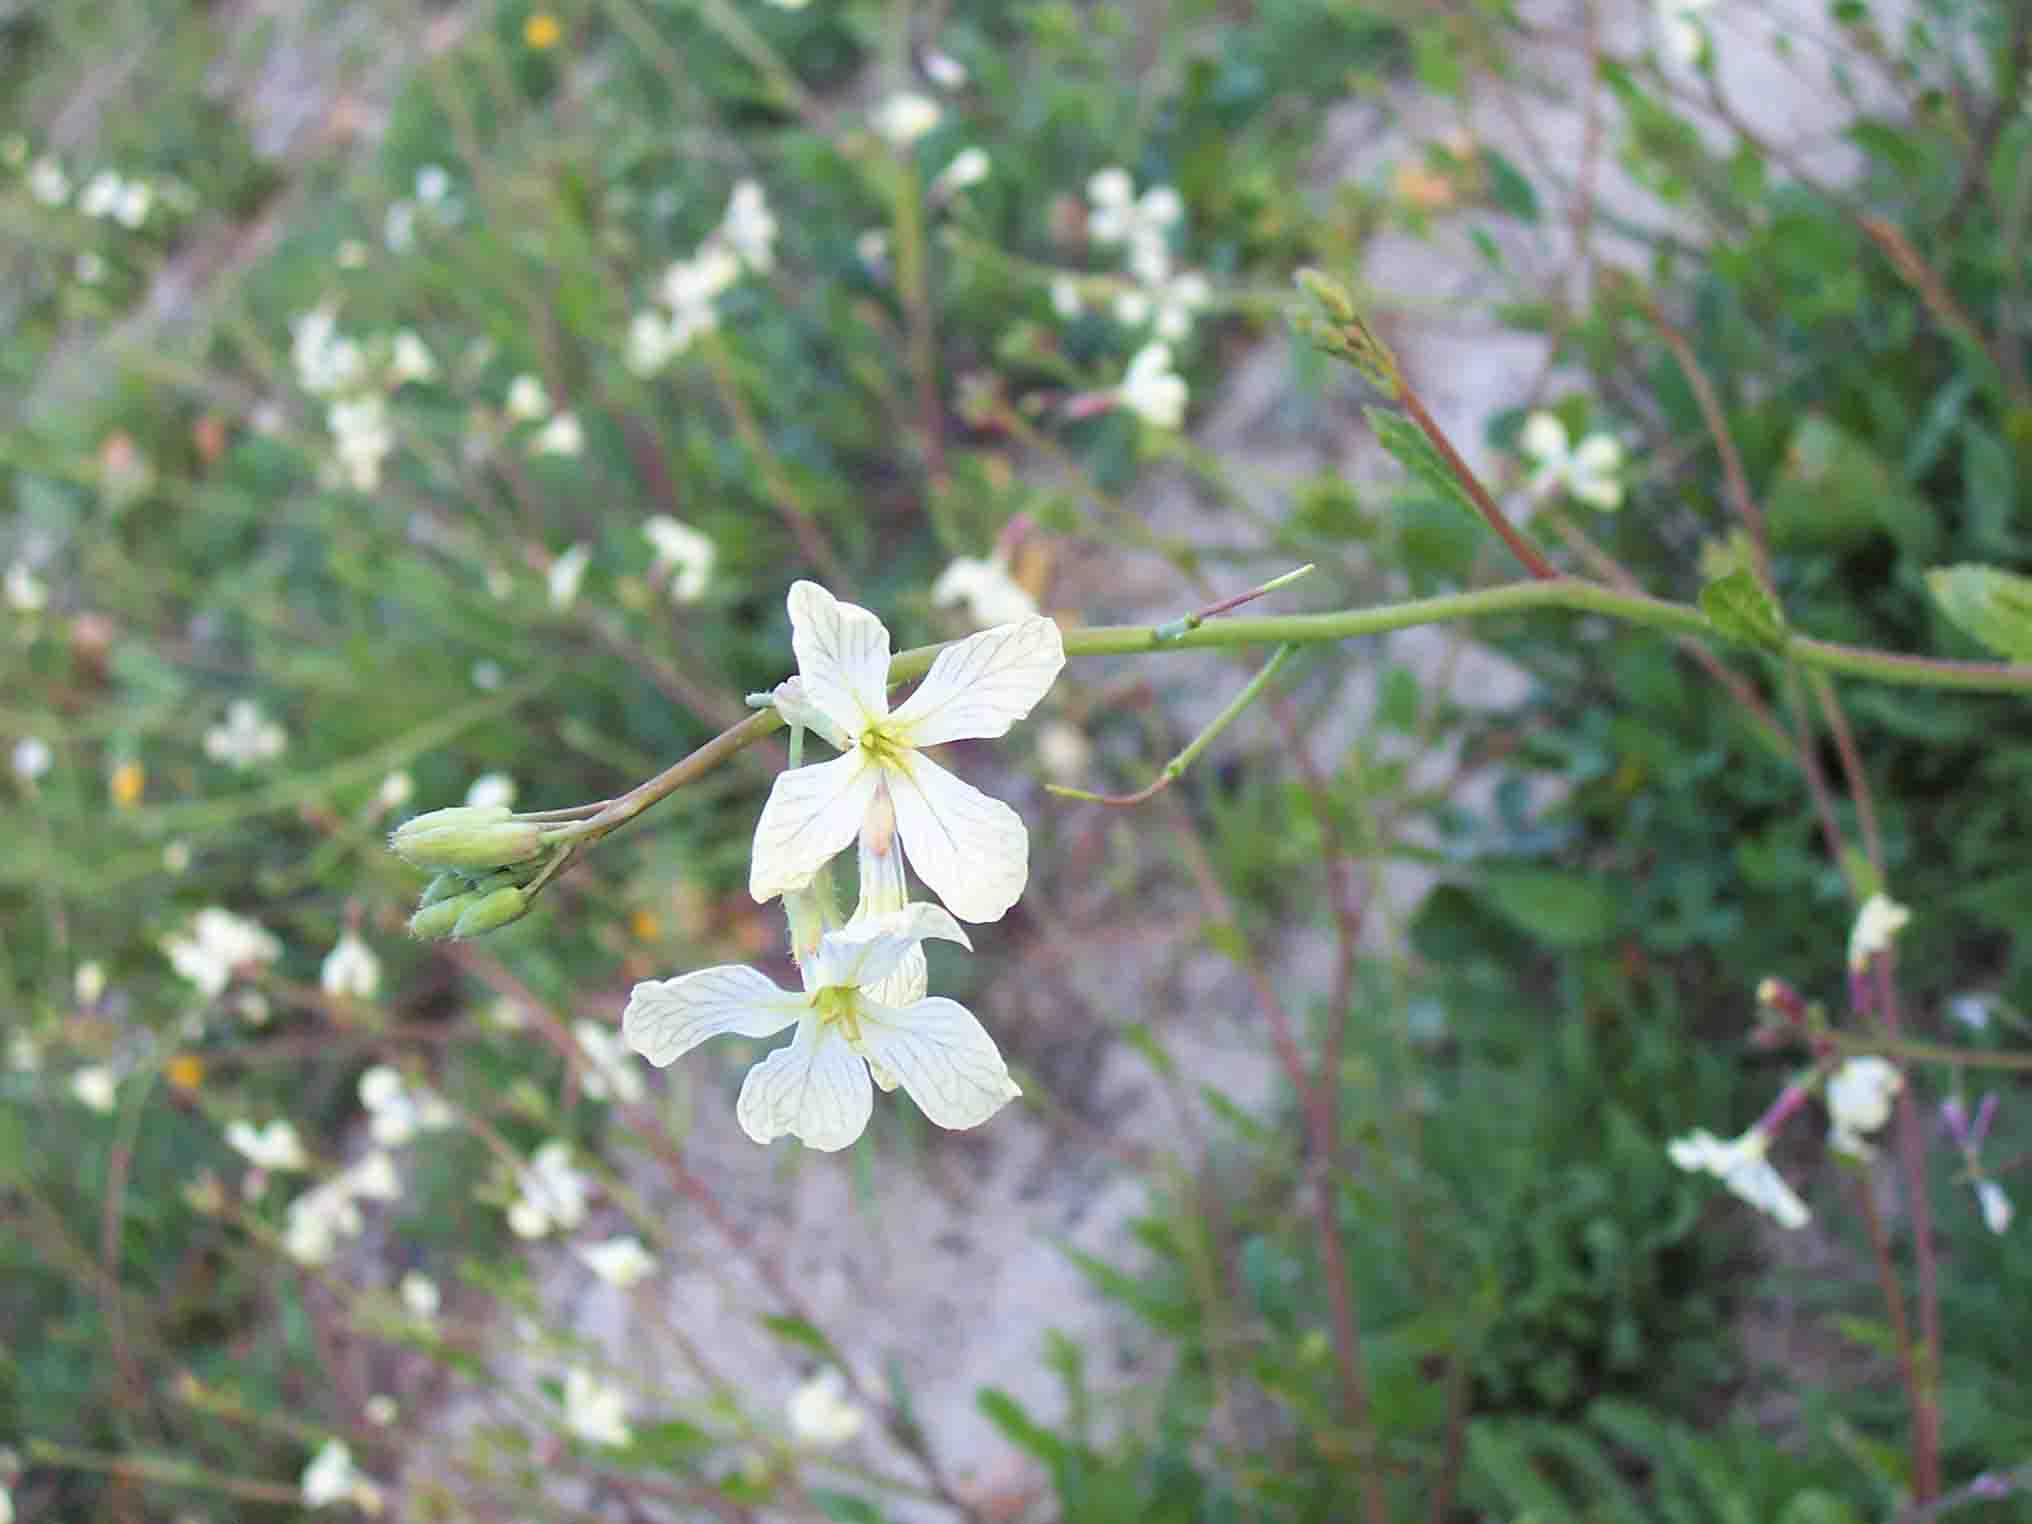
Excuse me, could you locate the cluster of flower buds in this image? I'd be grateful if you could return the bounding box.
[389,804,565,939]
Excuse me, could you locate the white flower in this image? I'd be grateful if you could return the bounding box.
[364,1395,399,1426]
[1035,721,1091,785]
[1116,268,1210,342]
[923,48,967,90]
[1948,993,1995,1031]
[336,238,369,269]
[643,516,715,603]
[292,308,365,396]
[1659,0,1715,65]
[574,1019,647,1105]
[204,700,287,770]
[0,1482,12,1524]
[6,560,48,612]
[1520,411,1623,510]
[931,554,1038,629]
[358,1065,455,1147]
[321,932,382,1000]
[114,179,152,229]
[751,581,1065,922]
[389,331,436,386]
[71,1066,118,1114]
[624,904,1021,1151]
[329,395,393,491]
[75,962,106,1005]
[531,411,583,457]
[79,170,125,219]
[301,1440,381,1511]
[548,542,591,610]
[563,1368,633,1448]
[415,165,452,204]
[400,1271,441,1319]
[1087,168,1182,280]
[856,229,890,270]
[1848,892,1911,971]
[1977,1179,2014,1235]
[1050,275,1084,319]
[721,179,777,273]
[344,1149,403,1203]
[1116,342,1188,430]
[1826,1056,1903,1158]
[162,908,281,999]
[574,1235,658,1288]
[384,200,416,252]
[1667,1126,1810,1229]
[28,156,69,206]
[465,772,517,809]
[632,245,743,374]
[930,147,991,200]
[508,1141,592,1237]
[787,1369,864,1447]
[873,92,942,148]
[284,1179,363,1264]
[504,374,551,422]
[376,771,414,810]
[226,1119,309,1172]
[12,737,52,781]
[625,311,680,376]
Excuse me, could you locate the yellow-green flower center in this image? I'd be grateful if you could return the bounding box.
[813,985,863,1042]
[856,720,908,769]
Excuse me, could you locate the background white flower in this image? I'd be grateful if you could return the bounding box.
[931,553,1038,628]
[465,772,517,809]
[71,1066,118,1114]
[162,908,281,999]
[1116,342,1187,430]
[301,1439,380,1512]
[6,561,47,613]
[573,1019,647,1104]
[787,1369,864,1446]
[1668,1126,1810,1228]
[1520,411,1623,510]
[204,700,287,770]
[873,93,941,148]
[504,374,550,422]
[388,330,436,386]
[563,1368,634,1448]
[358,1065,455,1147]
[400,1271,441,1320]
[750,581,1065,922]
[720,179,776,272]
[548,542,591,610]
[11,736,52,781]
[1825,1056,1903,1157]
[574,1235,658,1288]
[508,1141,592,1237]
[624,904,1020,1151]
[643,515,716,602]
[1848,892,1911,971]
[531,411,583,457]
[321,932,381,1000]
[226,1119,309,1172]
[1978,1179,2014,1235]
[930,146,991,200]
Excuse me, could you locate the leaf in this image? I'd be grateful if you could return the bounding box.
[1699,569,1787,650]
[1766,416,1938,556]
[1926,564,2032,661]
[1367,407,1479,525]
[1481,147,1540,223]
[758,1314,841,1366]
[1478,866,1621,947]
[976,1388,1069,1467]
[808,1491,889,1524]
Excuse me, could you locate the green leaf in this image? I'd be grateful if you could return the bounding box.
[976,1388,1069,1467]
[1481,147,1540,223]
[1926,564,2032,661]
[1367,407,1477,520]
[1765,416,1938,556]
[759,1314,842,1366]
[1478,866,1621,947]
[808,1491,889,1524]
[1699,569,1787,650]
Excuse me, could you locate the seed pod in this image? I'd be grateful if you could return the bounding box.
[451,885,529,939]
[391,805,511,845]
[417,873,467,907]
[408,894,476,941]
[390,820,543,872]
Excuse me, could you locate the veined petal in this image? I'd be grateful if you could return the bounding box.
[736,1018,872,1151]
[750,751,882,903]
[788,581,892,735]
[887,752,1028,922]
[622,965,805,1066]
[856,996,1021,1131]
[852,799,925,1005]
[809,903,971,992]
[887,616,1066,747]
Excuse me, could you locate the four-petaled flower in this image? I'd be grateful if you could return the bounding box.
[1115,342,1188,430]
[624,904,1020,1152]
[787,1369,864,1447]
[226,1118,309,1172]
[1848,891,1911,972]
[204,699,288,770]
[1825,1055,1903,1158]
[931,552,1038,629]
[1520,411,1623,511]
[508,1140,592,1237]
[750,581,1063,923]
[563,1368,634,1448]
[1667,1126,1810,1229]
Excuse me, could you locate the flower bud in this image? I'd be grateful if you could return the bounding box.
[408,895,474,941]
[392,805,510,841]
[417,873,467,907]
[451,885,529,938]
[390,819,543,872]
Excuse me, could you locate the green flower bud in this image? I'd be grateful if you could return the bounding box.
[408,894,476,940]
[417,873,467,907]
[390,820,544,872]
[451,885,529,939]
[392,805,511,843]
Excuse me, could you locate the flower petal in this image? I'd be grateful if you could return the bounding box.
[888,616,1065,747]
[750,750,882,903]
[856,996,1021,1131]
[622,965,805,1066]
[809,903,970,992]
[1520,410,1568,464]
[736,1018,872,1151]
[886,751,1028,922]
[788,581,892,734]
[851,808,925,1006]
